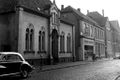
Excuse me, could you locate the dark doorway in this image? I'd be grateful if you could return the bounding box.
[52,29,59,63]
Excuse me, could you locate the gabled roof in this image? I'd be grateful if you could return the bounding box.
[61,6,99,26]
[87,12,108,27]
[0,0,52,13]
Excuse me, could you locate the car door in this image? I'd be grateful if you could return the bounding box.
[0,60,9,75]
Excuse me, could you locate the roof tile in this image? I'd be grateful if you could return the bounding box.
[0,0,52,13]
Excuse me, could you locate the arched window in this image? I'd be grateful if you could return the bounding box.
[42,31,45,51]
[67,33,71,53]
[30,29,34,51]
[38,26,46,52]
[39,31,42,51]
[25,28,29,51]
[25,23,34,51]
[60,35,62,52]
[60,32,65,52]
[62,34,65,52]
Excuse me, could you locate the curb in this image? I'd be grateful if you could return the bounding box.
[40,61,91,72]
[34,58,113,72]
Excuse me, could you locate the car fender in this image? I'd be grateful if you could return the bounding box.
[21,61,34,72]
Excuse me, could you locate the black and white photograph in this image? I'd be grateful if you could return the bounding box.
[0,0,120,80]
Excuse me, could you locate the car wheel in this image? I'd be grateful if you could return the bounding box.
[21,69,28,78]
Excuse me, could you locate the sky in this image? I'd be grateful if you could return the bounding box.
[50,0,120,24]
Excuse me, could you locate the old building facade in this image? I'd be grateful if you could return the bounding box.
[0,0,75,65]
[87,12,109,58]
[61,6,104,61]
[0,0,119,66]
[110,20,120,58]
[80,20,95,60]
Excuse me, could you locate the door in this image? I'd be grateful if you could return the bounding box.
[52,29,59,63]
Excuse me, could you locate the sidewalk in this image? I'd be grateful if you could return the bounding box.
[34,58,113,72]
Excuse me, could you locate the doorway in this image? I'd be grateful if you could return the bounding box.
[52,29,59,63]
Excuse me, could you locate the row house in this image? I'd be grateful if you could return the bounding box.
[0,0,75,65]
[0,0,118,65]
[110,20,120,58]
[87,12,112,58]
[61,6,104,61]
[87,13,105,58]
[61,6,83,61]
[80,20,96,60]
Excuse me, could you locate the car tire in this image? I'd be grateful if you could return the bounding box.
[21,69,28,78]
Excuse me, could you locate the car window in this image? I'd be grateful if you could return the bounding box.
[4,54,22,62]
[0,54,5,61]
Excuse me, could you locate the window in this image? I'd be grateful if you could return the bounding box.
[25,28,29,51]
[30,29,34,51]
[63,35,65,52]
[38,27,46,52]
[3,54,22,62]
[60,32,65,53]
[82,22,86,34]
[52,13,56,24]
[39,31,42,51]
[60,35,62,52]
[95,28,97,38]
[67,33,72,53]
[25,23,34,51]
[42,31,45,51]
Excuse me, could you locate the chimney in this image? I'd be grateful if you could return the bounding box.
[87,10,89,14]
[61,5,64,10]
[53,0,55,4]
[77,8,81,12]
[102,9,104,17]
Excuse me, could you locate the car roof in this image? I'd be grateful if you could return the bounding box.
[0,52,25,60]
[0,52,20,55]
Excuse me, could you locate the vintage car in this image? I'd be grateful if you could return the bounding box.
[0,52,34,78]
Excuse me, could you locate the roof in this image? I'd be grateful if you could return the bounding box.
[0,52,21,56]
[87,12,108,27]
[61,6,99,26]
[110,20,120,33]
[60,15,74,26]
[0,52,25,60]
[0,0,52,13]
